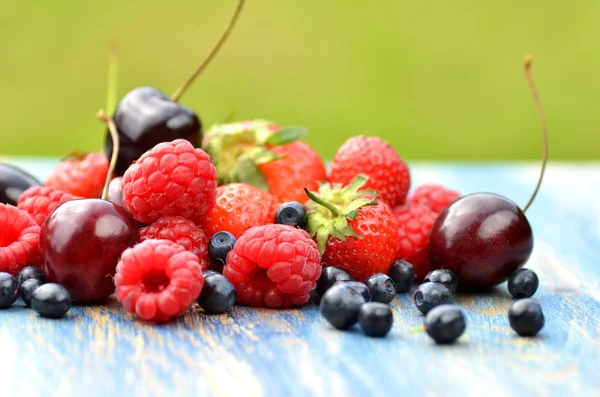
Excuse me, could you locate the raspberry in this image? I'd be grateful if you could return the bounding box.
[114,239,204,323]
[0,204,41,275]
[140,216,209,266]
[393,203,438,281]
[408,184,461,214]
[223,224,321,308]
[17,186,76,226]
[121,139,218,224]
[45,152,109,198]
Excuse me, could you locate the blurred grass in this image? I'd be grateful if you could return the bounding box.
[0,0,598,160]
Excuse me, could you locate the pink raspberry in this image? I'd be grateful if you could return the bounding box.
[223,224,322,308]
[0,204,41,275]
[393,203,438,281]
[140,216,209,266]
[17,186,76,226]
[408,184,461,214]
[45,152,109,198]
[114,239,204,323]
[121,139,218,224]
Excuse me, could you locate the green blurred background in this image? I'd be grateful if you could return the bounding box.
[1,0,598,160]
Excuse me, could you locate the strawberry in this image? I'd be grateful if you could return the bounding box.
[45,152,109,198]
[198,183,279,240]
[305,174,399,282]
[328,136,410,208]
[203,119,326,203]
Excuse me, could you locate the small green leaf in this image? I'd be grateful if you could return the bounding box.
[264,126,308,146]
[346,209,358,220]
[237,160,269,191]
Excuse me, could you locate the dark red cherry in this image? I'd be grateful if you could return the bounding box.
[429,193,533,289]
[39,199,138,302]
[0,163,41,205]
[105,87,201,176]
[107,177,124,207]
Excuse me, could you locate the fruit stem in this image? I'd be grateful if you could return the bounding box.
[522,55,548,213]
[304,188,341,217]
[170,0,246,103]
[97,110,120,200]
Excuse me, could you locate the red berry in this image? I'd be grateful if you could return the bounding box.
[17,186,76,226]
[45,152,109,198]
[115,239,204,322]
[393,203,438,281]
[140,216,209,266]
[0,204,41,275]
[409,184,461,214]
[329,136,410,207]
[121,139,218,224]
[223,224,321,308]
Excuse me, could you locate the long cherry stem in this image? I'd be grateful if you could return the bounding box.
[522,54,548,213]
[97,110,120,200]
[171,0,246,103]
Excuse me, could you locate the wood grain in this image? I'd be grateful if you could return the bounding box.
[1,160,599,397]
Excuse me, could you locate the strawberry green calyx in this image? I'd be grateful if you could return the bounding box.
[305,174,378,255]
[203,119,307,190]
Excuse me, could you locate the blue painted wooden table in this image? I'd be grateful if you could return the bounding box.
[1,159,599,397]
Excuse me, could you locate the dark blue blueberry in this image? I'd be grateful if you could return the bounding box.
[337,281,371,302]
[413,282,452,314]
[19,279,43,307]
[508,268,539,299]
[0,272,18,309]
[202,270,221,279]
[424,304,466,344]
[358,302,393,337]
[31,283,72,318]
[388,260,415,293]
[423,269,458,293]
[0,163,40,205]
[209,231,237,269]
[365,273,396,304]
[275,201,307,228]
[16,266,45,287]
[197,273,236,314]
[316,266,353,296]
[320,283,366,330]
[309,289,321,305]
[508,298,544,336]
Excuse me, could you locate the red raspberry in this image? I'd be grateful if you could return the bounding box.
[121,139,218,224]
[45,152,109,198]
[393,203,438,281]
[114,239,204,323]
[140,216,209,266]
[0,204,41,275]
[223,224,321,308]
[409,184,461,214]
[17,186,76,226]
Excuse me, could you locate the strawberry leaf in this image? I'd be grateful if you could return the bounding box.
[237,160,269,191]
[264,126,307,146]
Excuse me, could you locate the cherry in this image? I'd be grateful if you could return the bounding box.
[0,163,40,205]
[429,55,548,290]
[105,0,246,175]
[107,176,124,207]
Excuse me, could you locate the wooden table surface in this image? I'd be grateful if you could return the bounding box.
[1,159,599,397]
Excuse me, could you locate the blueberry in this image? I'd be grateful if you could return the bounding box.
[31,283,72,318]
[202,270,221,279]
[16,266,45,287]
[508,268,539,298]
[365,273,396,304]
[423,269,457,293]
[424,304,466,344]
[309,289,321,305]
[197,274,236,314]
[19,279,43,307]
[209,231,237,268]
[275,201,307,228]
[508,298,544,336]
[320,283,366,330]
[388,260,415,293]
[337,281,371,301]
[358,302,393,337]
[413,282,452,314]
[316,266,353,296]
[0,272,18,309]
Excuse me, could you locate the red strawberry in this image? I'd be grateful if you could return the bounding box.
[328,136,410,207]
[45,152,109,198]
[305,175,399,281]
[203,119,326,203]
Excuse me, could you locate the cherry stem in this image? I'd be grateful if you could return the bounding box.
[97,110,120,200]
[522,55,548,213]
[170,0,246,103]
